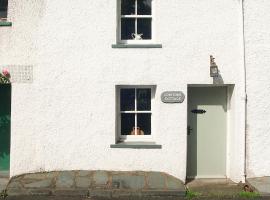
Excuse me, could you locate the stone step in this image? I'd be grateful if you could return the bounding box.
[186,178,243,196]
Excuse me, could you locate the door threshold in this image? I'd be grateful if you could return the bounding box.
[186,177,234,185]
[187,175,227,179]
[0,171,10,178]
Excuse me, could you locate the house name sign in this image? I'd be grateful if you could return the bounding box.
[161,91,185,103]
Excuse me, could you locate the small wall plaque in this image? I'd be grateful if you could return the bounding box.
[161,91,185,103]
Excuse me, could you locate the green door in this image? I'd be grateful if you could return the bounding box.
[187,87,227,178]
[0,84,11,172]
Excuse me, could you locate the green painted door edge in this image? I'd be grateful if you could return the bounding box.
[0,84,11,171]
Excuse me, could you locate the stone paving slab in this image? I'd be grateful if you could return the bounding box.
[5,196,270,200]
[186,178,244,197]
[5,170,186,198]
[247,177,270,196]
[6,171,270,199]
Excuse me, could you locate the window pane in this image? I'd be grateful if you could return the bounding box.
[137,113,151,135]
[121,0,135,15]
[137,89,151,111]
[121,18,135,40]
[137,18,152,39]
[121,113,135,135]
[120,88,135,111]
[0,0,8,18]
[137,0,152,15]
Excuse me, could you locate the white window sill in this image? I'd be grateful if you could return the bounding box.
[110,141,162,149]
[111,44,162,48]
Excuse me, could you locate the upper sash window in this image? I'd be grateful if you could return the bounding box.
[119,0,153,43]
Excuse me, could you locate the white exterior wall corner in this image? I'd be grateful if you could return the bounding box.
[244,0,270,178]
[0,0,246,182]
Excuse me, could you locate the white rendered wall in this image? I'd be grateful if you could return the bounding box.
[244,0,270,178]
[0,0,246,182]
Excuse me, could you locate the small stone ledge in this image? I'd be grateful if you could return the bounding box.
[6,170,185,197]
[112,44,162,48]
[110,142,162,149]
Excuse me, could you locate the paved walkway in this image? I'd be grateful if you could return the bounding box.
[2,171,270,199]
[5,195,270,200]
[5,170,185,198]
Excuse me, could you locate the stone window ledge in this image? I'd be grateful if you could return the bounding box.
[110,142,162,149]
[111,44,162,48]
[0,21,12,26]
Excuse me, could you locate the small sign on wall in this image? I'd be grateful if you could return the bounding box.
[161,91,185,103]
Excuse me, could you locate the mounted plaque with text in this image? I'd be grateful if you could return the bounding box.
[161,91,185,103]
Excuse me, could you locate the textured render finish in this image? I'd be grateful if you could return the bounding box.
[0,0,246,182]
[244,1,270,178]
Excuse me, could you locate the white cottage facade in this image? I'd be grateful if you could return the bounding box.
[0,0,269,184]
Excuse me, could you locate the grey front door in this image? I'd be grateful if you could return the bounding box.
[187,87,227,178]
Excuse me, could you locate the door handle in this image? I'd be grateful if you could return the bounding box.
[187,126,193,135]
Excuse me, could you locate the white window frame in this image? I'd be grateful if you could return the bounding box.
[116,85,155,142]
[117,0,155,44]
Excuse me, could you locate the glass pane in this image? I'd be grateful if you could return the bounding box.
[138,0,152,15]
[137,89,151,111]
[121,113,135,135]
[137,113,151,135]
[121,18,135,40]
[121,0,135,15]
[0,0,8,18]
[137,18,152,39]
[120,88,135,111]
